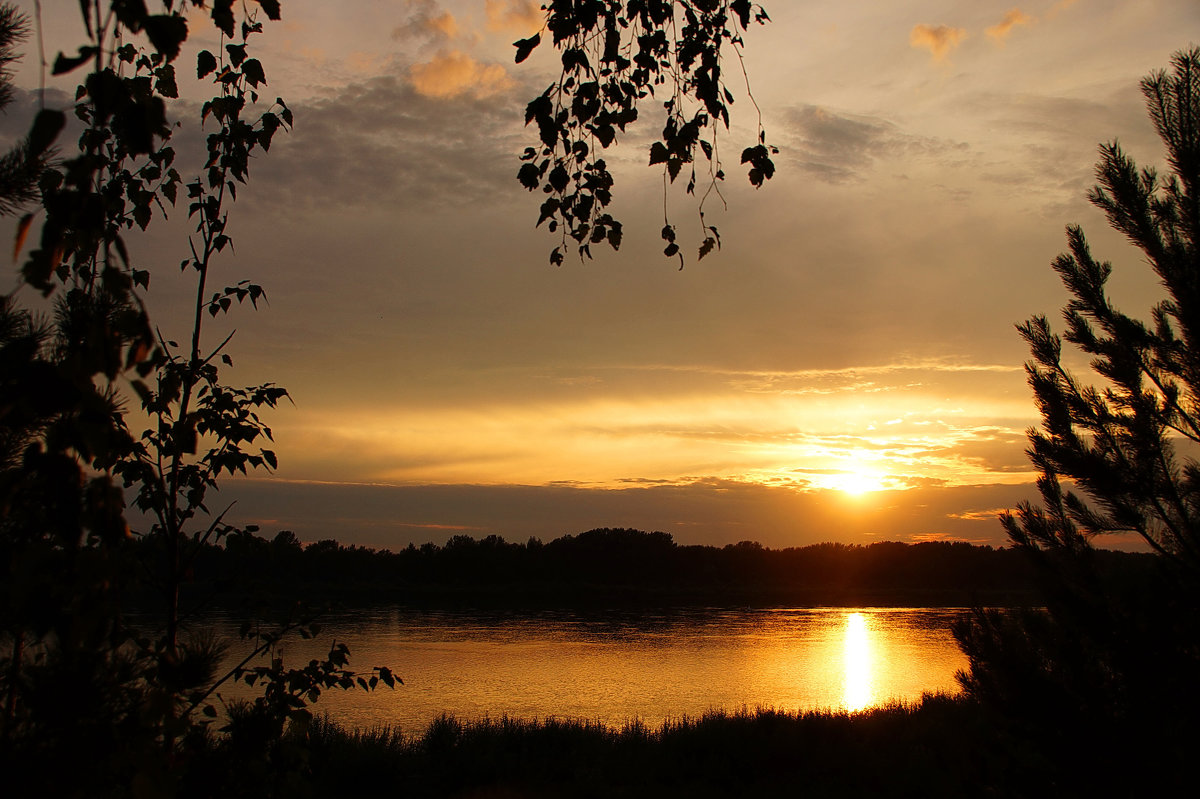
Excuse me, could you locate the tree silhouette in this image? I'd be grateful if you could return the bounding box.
[1,3,392,795]
[954,47,1200,795]
[0,3,48,215]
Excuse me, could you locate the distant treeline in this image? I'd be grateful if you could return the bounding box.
[151,527,1158,608]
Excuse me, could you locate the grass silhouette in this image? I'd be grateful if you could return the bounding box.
[300,694,1043,798]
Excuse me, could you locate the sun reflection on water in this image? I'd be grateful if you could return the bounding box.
[843,612,875,711]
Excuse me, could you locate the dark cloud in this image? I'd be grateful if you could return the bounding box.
[782,104,966,183]
[1,78,528,224]
[964,85,1161,212]
[391,0,459,44]
[243,73,530,212]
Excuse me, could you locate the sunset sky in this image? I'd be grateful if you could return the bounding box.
[6,0,1198,548]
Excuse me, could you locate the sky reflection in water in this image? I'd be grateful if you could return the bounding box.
[213,607,966,732]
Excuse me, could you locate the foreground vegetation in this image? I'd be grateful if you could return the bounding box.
[288,696,1090,799]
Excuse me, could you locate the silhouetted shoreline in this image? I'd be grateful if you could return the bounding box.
[155,528,1156,609]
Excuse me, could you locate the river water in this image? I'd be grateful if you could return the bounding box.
[209,606,968,733]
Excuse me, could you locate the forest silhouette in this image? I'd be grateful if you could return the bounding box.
[191,528,1153,607]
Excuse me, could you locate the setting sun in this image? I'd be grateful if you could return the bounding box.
[834,469,887,495]
[827,450,889,495]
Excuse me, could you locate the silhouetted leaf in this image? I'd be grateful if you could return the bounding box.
[211,0,235,37]
[78,0,93,37]
[594,123,615,147]
[132,203,151,231]
[514,33,540,64]
[225,43,247,68]
[52,46,97,75]
[666,156,682,182]
[13,213,33,262]
[241,59,266,87]
[607,222,622,250]
[154,64,178,98]
[549,164,570,192]
[256,0,281,20]
[518,163,541,190]
[196,49,217,79]
[144,14,188,61]
[731,0,752,28]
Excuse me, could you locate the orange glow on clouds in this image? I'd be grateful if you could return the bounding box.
[408,50,513,98]
[272,365,1039,495]
[485,0,542,34]
[986,9,1033,43]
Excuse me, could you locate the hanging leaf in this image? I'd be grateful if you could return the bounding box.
[255,0,282,20]
[197,49,217,80]
[144,14,188,61]
[51,46,98,75]
[211,0,235,37]
[514,33,541,64]
[241,59,266,88]
[514,0,775,264]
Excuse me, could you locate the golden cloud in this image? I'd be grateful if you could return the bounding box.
[945,508,1010,521]
[909,24,967,63]
[486,0,543,34]
[408,50,514,99]
[986,9,1033,43]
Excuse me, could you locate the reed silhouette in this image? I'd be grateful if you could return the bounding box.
[297,698,1021,799]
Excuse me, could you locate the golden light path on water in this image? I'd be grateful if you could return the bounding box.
[843,612,875,712]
